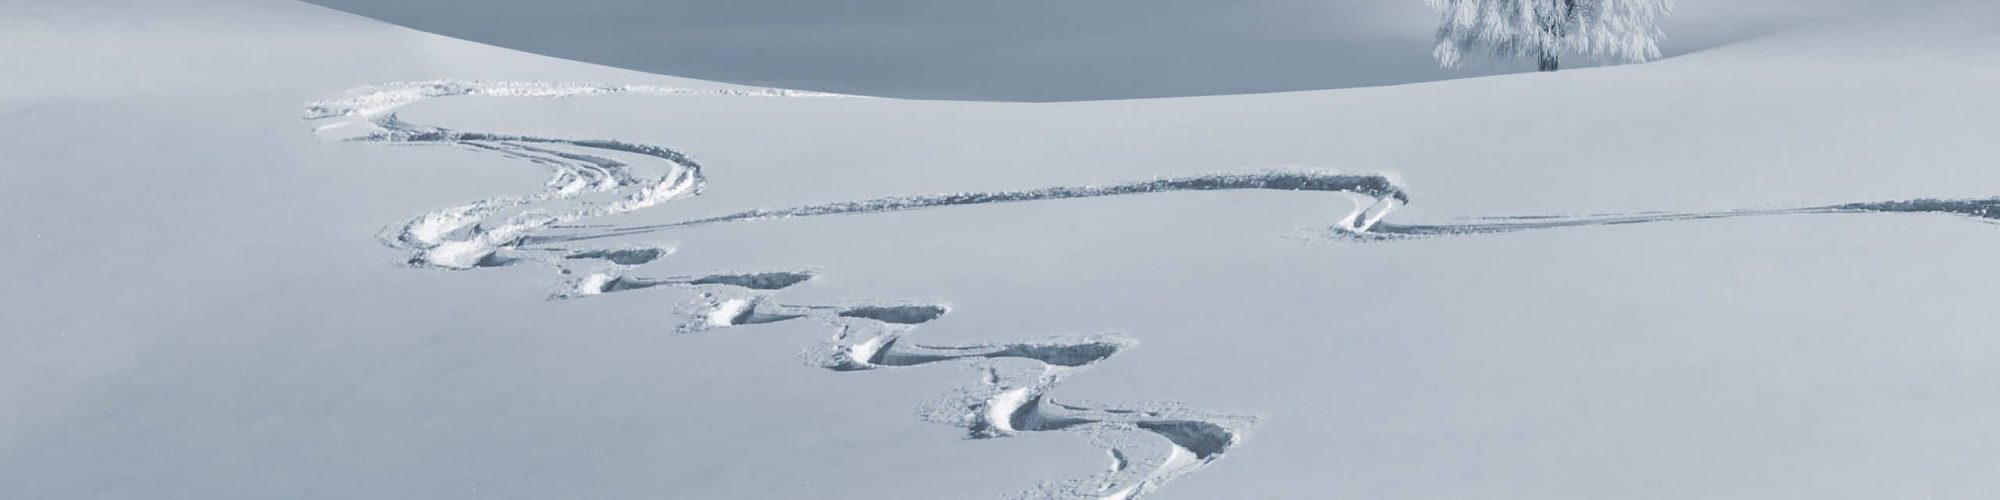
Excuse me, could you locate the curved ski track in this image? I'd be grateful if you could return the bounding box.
[308,80,2000,499]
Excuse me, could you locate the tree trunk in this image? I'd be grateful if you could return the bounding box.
[1537,52,1560,72]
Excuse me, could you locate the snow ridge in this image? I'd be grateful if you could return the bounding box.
[304,79,841,121]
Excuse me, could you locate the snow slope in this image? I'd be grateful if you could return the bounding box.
[6,0,2000,498]
[299,0,1947,101]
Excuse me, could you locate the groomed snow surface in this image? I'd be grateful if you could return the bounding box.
[6,0,2000,498]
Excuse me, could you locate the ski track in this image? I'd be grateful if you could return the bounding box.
[309,80,2000,499]
[1350,199,2000,240]
[530,172,1410,245]
[306,80,1273,499]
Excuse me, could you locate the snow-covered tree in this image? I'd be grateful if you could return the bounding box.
[1426,0,1673,71]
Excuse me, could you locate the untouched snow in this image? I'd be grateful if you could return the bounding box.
[6,0,2000,498]
[299,0,1962,101]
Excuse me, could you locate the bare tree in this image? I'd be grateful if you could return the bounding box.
[1426,0,1674,71]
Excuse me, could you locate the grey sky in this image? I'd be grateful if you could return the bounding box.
[303,0,1894,101]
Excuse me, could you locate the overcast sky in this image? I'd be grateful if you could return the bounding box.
[304,0,1898,101]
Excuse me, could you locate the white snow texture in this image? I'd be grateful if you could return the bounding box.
[6,0,2000,499]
